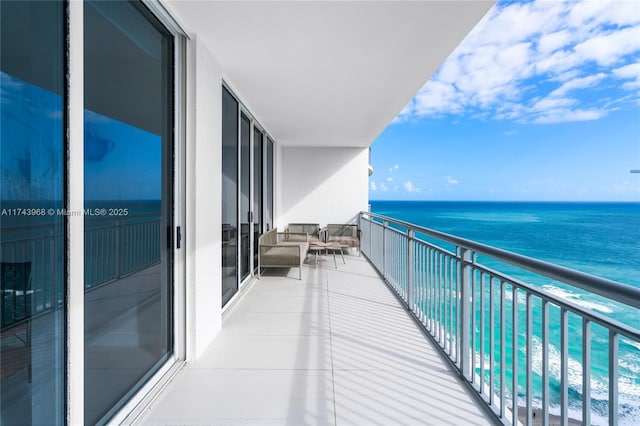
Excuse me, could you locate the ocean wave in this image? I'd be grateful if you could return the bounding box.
[527,335,640,424]
[530,335,587,392]
[470,334,640,425]
[437,212,541,223]
[627,340,640,351]
[542,285,614,314]
[620,351,640,377]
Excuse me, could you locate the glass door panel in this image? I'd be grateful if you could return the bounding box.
[84,1,174,423]
[240,114,251,282]
[222,88,239,306]
[0,2,65,423]
[253,129,263,271]
[266,137,274,231]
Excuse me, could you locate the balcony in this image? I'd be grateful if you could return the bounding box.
[138,254,494,425]
[138,212,640,426]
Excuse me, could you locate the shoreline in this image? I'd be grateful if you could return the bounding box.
[517,406,582,426]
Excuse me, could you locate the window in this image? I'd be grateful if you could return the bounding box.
[221,87,276,306]
[0,1,65,423]
[84,1,174,423]
[253,128,263,270]
[266,137,274,231]
[222,87,239,306]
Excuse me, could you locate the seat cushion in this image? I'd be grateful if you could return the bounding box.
[328,236,358,247]
[262,246,300,265]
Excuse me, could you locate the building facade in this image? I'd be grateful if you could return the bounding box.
[0,1,493,424]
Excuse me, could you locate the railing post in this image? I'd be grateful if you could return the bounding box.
[382,220,388,279]
[368,216,372,257]
[407,229,414,311]
[459,247,472,379]
[115,218,121,280]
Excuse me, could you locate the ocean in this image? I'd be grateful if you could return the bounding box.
[369,200,640,425]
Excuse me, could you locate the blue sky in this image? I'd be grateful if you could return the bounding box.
[1,71,161,201]
[370,0,640,201]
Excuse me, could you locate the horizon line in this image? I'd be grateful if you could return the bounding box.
[369,199,640,203]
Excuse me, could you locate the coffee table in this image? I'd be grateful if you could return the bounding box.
[308,242,334,268]
[325,242,347,265]
[309,242,348,268]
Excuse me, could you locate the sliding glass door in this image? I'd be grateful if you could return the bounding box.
[266,137,274,231]
[222,88,239,306]
[0,2,65,423]
[84,1,174,423]
[240,114,251,282]
[2,1,181,423]
[221,89,274,306]
[253,129,263,271]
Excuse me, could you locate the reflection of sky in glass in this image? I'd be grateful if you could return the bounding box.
[85,110,161,200]
[1,71,62,201]
[0,71,161,202]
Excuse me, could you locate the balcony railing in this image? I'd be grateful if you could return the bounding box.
[1,213,160,329]
[359,211,640,426]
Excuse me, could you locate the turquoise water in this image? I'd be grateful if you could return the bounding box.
[370,201,640,425]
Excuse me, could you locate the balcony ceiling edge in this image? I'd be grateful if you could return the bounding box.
[164,0,495,147]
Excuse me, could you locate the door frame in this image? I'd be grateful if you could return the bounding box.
[65,1,188,424]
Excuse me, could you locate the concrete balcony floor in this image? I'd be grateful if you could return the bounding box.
[139,253,496,425]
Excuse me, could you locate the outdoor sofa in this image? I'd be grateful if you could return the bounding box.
[286,223,322,244]
[257,228,309,280]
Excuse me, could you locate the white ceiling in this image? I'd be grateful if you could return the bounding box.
[165,1,494,147]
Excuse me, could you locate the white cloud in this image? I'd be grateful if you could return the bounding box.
[370,181,377,191]
[613,63,640,79]
[414,81,464,117]
[392,101,415,123]
[568,0,640,29]
[532,107,606,124]
[531,97,577,112]
[386,177,393,182]
[613,63,640,89]
[404,181,419,193]
[549,73,607,97]
[573,26,640,66]
[394,0,640,125]
[538,30,572,55]
[379,182,388,192]
[446,176,459,185]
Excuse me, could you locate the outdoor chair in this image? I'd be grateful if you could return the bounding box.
[324,224,361,255]
[286,223,322,244]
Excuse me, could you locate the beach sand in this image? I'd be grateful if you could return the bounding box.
[518,406,583,426]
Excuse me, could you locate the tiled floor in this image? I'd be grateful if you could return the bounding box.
[138,255,496,425]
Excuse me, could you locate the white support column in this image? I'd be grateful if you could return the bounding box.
[67,0,84,424]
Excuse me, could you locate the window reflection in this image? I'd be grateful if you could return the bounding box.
[266,137,274,231]
[240,114,251,282]
[253,129,263,270]
[0,1,64,423]
[84,1,173,423]
[222,88,239,306]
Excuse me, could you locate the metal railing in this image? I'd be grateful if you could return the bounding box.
[359,211,640,426]
[1,214,160,329]
[84,213,161,289]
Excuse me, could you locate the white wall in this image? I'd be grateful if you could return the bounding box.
[277,147,369,228]
[185,35,223,360]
